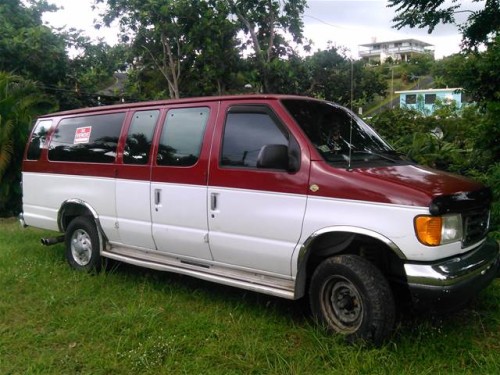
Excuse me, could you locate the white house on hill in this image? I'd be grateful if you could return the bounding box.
[359,38,434,64]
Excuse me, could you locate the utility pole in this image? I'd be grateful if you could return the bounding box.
[391,66,394,109]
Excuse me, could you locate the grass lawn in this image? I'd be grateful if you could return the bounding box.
[1,218,499,374]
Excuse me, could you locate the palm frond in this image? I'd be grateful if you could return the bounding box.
[0,115,15,183]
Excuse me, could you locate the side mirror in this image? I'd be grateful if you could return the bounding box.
[256,144,289,170]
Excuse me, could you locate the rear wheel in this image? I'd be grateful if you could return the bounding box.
[309,254,395,344]
[65,216,102,272]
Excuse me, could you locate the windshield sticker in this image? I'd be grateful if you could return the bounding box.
[74,126,92,144]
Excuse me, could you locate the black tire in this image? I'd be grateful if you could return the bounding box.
[309,254,395,345]
[65,216,103,272]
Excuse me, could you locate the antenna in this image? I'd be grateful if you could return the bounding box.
[347,57,354,171]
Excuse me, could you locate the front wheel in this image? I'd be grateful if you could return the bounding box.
[65,216,103,272]
[309,255,395,344]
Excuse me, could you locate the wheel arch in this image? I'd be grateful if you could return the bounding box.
[294,226,406,299]
[57,199,99,231]
[58,199,106,251]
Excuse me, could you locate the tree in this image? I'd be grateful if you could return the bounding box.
[431,36,500,104]
[0,0,111,110]
[0,0,68,86]
[97,0,240,99]
[431,54,466,88]
[97,0,182,99]
[225,0,307,93]
[461,36,500,104]
[264,52,310,95]
[66,38,131,104]
[387,1,499,224]
[303,45,387,105]
[388,0,500,50]
[0,72,55,215]
[169,0,242,96]
[97,0,308,97]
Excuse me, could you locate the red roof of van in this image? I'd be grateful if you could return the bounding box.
[38,94,321,118]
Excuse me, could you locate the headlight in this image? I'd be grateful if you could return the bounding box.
[414,214,463,246]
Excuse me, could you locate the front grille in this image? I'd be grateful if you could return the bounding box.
[462,208,490,247]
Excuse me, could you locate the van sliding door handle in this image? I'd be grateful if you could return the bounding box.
[210,193,218,211]
[154,189,161,205]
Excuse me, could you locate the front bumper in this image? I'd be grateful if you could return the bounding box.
[403,238,499,310]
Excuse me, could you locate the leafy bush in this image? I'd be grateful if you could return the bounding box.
[0,72,55,216]
[467,164,500,239]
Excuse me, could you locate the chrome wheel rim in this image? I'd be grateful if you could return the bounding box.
[70,229,92,266]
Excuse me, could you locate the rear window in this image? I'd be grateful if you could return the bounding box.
[48,113,125,163]
[26,120,52,160]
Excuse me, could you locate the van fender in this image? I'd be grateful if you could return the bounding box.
[294,226,405,299]
[57,198,106,253]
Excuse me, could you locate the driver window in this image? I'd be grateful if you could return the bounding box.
[221,109,288,168]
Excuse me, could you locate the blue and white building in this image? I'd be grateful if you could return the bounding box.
[395,88,465,115]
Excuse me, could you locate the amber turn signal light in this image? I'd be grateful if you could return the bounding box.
[414,216,442,246]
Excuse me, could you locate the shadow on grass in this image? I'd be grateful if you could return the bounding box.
[103,258,310,320]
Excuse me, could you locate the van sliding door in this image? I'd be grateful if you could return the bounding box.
[150,105,217,260]
[115,110,159,250]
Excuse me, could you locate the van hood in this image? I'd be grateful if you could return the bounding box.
[360,165,492,212]
[310,163,489,212]
[359,164,482,198]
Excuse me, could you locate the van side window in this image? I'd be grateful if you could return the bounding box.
[27,120,52,160]
[48,112,125,163]
[221,110,288,168]
[124,110,159,164]
[157,107,209,167]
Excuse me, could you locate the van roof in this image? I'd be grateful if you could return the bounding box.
[39,94,322,118]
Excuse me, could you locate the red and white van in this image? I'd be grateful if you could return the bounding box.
[21,95,499,343]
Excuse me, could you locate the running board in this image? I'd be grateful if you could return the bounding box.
[101,247,296,300]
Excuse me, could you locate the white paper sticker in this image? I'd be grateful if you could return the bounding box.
[74,126,92,144]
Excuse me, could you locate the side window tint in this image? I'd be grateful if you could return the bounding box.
[48,112,125,163]
[27,120,52,160]
[124,110,159,164]
[221,111,288,168]
[157,107,209,167]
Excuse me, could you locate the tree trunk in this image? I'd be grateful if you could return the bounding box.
[229,0,274,93]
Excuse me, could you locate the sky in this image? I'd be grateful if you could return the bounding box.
[42,0,476,60]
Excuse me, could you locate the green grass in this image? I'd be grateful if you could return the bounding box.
[1,218,499,374]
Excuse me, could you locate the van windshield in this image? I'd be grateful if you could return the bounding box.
[281,99,410,168]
